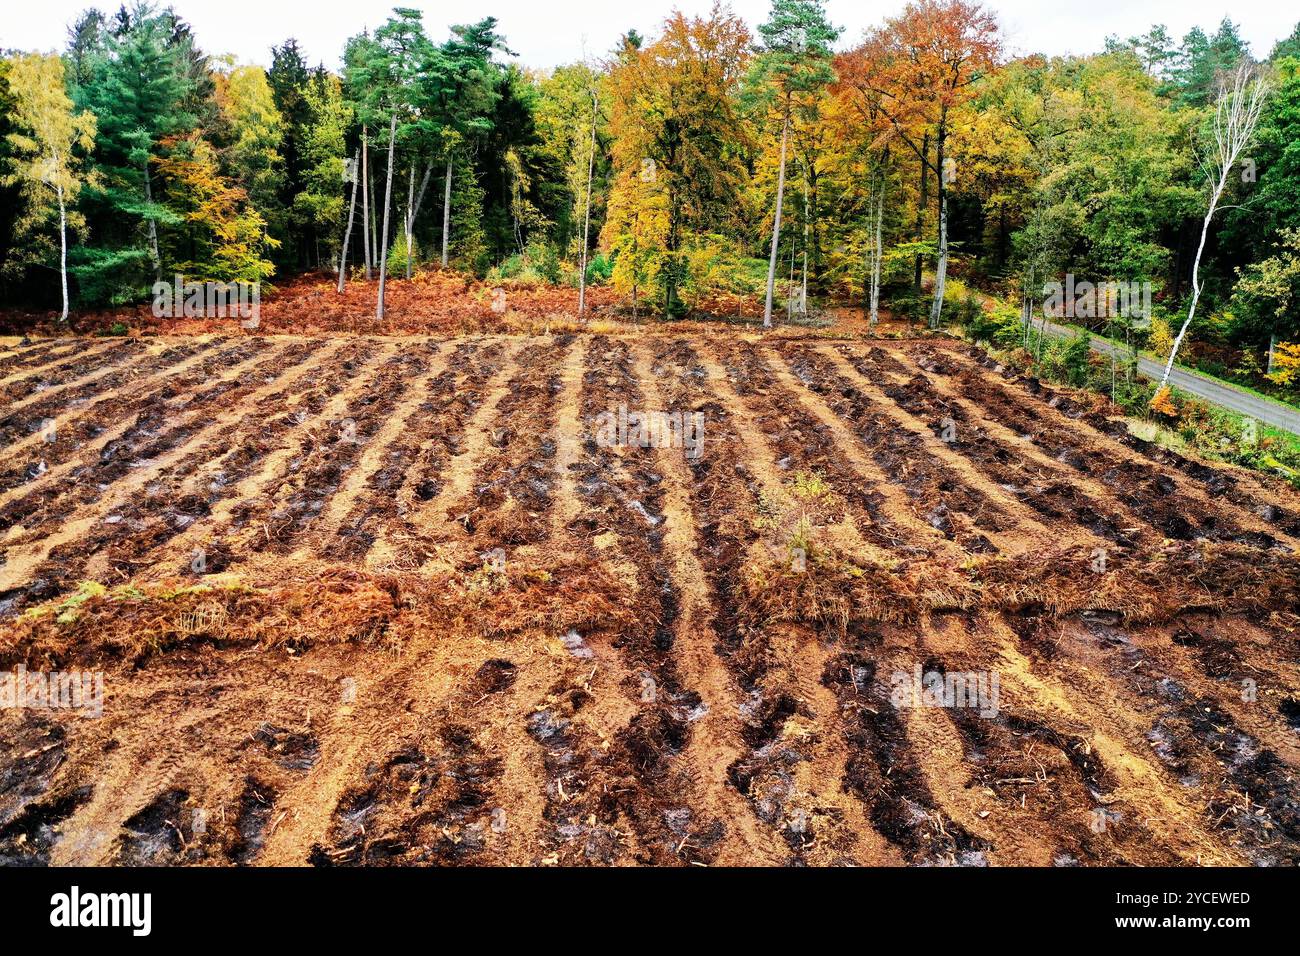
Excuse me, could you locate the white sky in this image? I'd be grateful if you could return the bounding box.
[1,0,1294,69]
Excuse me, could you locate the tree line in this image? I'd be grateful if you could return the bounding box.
[1,0,1299,385]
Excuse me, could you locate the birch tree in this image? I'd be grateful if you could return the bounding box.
[1156,64,1268,394]
[577,83,601,315]
[2,54,97,323]
[847,0,998,329]
[337,148,359,291]
[753,0,840,329]
[344,11,425,317]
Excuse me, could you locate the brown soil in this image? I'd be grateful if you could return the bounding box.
[1,328,1299,867]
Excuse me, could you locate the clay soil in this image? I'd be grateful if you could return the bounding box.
[1,321,1299,867]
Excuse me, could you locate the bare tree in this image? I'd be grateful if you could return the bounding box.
[337,149,360,293]
[578,85,600,316]
[376,112,398,319]
[361,127,372,279]
[1157,65,1268,394]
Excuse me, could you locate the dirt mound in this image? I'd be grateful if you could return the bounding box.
[2,557,638,671]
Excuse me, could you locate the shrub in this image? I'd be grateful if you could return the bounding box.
[385,232,420,278]
[487,241,563,287]
[585,252,614,285]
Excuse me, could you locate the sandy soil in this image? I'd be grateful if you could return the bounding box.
[1,327,1298,866]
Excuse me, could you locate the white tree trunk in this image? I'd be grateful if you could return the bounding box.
[1159,179,1223,390]
[376,113,397,320]
[788,237,795,319]
[411,161,434,226]
[57,181,68,324]
[441,153,453,268]
[870,176,883,331]
[578,92,598,316]
[763,101,791,330]
[800,176,808,315]
[338,148,360,293]
[1160,66,1267,391]
[361,127,371,280]
[929,190,949,329]
[143,161,161,282]
[406,164,414,280]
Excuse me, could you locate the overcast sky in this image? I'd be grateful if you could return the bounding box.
[2,0,1294,69]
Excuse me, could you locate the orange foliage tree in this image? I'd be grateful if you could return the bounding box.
[838,0,999,328]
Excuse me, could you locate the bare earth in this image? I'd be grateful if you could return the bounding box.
[1,329,1299,866]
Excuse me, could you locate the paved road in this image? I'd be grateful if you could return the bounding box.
[1039,319,1300,436]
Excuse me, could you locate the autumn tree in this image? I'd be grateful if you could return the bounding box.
[750,0,839,327]
[214,61,285,239]
[2,54,97,322]
[153,131,276,283]
[848,0,999,327]
[832,49,904,330]
[602,5,752,316]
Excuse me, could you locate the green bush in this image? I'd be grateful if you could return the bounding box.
[385,232,420,278]
[1032,331,1095,387]
[987,305,1030,349]
[884,288,929,324]
[941,279,982,327]
[585,252,613,285]
[488,241,563,286]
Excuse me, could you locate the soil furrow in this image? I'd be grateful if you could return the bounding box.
[772,341,1012,552]
[0,340,120,391]
[825,343,1108,553]
[948,343,1300,544]
[0,339,253,500]
[0,341,328,608]
[902,344,1294,551]
[300,343,456,562]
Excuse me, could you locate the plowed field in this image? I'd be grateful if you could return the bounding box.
[2,331,1298,866]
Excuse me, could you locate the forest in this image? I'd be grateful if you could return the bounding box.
[1,1,1299,402]
[6,1,1300,878]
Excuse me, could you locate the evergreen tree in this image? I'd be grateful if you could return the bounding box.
[268,38,311,266]
[71,0,196,304]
